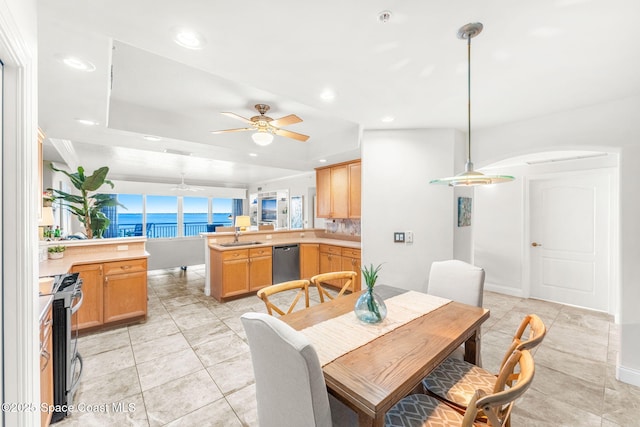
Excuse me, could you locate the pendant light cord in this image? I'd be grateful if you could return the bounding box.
[467,35,472,165]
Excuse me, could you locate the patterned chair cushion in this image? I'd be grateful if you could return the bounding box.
[385,394,465,427]
[422,356,497,407]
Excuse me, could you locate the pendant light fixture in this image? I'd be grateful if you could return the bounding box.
[431,23,514,186]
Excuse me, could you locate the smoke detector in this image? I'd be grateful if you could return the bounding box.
[378,10,392,23]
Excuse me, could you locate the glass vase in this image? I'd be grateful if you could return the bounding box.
[354,288,387,324]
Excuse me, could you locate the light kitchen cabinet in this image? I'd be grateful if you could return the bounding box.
[40,303,53,427]
[319,244,344,288]
[300,243,320,280]
[71,263,103,330]
[341,247,362,291]
[315,159,361,219]
[249,247,272,290]
[211,247,272,301]
[72,258,148,331]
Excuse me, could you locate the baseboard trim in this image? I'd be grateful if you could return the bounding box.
[617,364,640,388]
[483,282,525,298]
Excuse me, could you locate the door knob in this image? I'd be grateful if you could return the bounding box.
[531,242,542,247]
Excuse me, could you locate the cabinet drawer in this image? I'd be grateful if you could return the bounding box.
[103,258,147,276]
[341,248,361,258]
[319,244,341,255]
[221,249,249,261]
[249,247,272,258]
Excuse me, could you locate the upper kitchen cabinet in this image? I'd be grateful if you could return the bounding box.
[315,159,361,219]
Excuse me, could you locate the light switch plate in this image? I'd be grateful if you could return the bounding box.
[406,231,413,243]
[394,232,405,243]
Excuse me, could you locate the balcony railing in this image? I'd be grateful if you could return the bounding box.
[117,222,232,238]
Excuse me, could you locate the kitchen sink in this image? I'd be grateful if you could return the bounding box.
[219,241,263,247]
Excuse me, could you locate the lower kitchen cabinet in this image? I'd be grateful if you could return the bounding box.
[249,247,272,290]
[71,263,103,330]
[72,257,148,332]
[341,248,362,292]
[319,244,345,288]
[300,243,320,280]
[211,247,272,301]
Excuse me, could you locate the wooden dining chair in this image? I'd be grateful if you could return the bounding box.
[310,271,358,303]
[386,349,535,427]
[259,224,275,230]
[257,280,311,316]
[215,225,235,232]
[241,312,357,427]
[422,314,546,416]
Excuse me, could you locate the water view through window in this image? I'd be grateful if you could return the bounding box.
[106,194,236,238]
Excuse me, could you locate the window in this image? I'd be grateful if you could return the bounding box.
[146,195,178,238]
[183,197,208,236]
[112,194,143,238]
[212,198,233,230]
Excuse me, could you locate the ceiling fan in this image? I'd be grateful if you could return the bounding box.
[171,174,204,192]
[210,104,310,145]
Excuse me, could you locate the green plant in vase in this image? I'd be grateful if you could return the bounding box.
[47,245,66,259]
[355,263,387,323]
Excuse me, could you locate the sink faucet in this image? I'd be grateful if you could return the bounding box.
[234,227,240,243]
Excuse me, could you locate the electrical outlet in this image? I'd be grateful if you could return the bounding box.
[405,231,413,243]
[266,234,272,240]
[394,232,405,243]
[117,245,128,251]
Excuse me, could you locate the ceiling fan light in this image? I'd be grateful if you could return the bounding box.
[252,131,274,146]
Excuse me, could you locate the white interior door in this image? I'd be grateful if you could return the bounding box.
[529,170,611,311]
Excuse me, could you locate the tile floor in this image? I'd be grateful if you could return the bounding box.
[55,265,639,426]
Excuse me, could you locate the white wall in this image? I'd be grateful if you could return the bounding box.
[361,129,464,291]
[472,95,640,386]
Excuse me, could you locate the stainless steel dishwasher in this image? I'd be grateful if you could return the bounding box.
[272,244,300,284]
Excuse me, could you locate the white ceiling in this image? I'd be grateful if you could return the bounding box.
[38,0,640,189]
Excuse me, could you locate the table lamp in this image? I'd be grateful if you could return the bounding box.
[234,215,251,231]
[39,206,55,239]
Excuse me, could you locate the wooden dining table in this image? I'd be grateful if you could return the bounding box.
[280,285,490,427]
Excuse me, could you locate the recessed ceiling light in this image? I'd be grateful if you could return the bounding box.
[249,153,258,157]
[56,54,96,72]
[381,116,395,123]
[143,135,161,141]
[173,28,206,50]
[319,159,327,163]
[320,89,336,102]
[378,10,392,23]
[75,118,99,126]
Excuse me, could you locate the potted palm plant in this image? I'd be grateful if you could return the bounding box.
[354,263,388,323]
[48,165,124,238]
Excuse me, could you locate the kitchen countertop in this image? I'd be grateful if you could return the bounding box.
[209,237,361,251]
[39,249,149,278]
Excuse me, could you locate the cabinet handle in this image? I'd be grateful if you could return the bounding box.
[121,265,132,270]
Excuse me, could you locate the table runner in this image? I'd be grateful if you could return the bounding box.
[300,291,451,366]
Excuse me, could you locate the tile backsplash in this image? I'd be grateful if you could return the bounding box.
[325,219,361,236]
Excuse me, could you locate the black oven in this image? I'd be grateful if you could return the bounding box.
[50,273,83,423]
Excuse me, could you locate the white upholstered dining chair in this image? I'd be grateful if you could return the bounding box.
[426,259,485,307]
[240,312,356,427]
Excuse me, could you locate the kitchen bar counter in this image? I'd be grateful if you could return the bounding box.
[208,236,360,251]
[39,237,148,277]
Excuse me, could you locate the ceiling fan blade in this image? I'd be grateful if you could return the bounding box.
[274,128,310,142]
[269,114,302,128]
[210,127,253,134]
[221,112,253,124]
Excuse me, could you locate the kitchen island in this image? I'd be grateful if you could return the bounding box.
[39,237,149,332]
[205,229,361,301]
